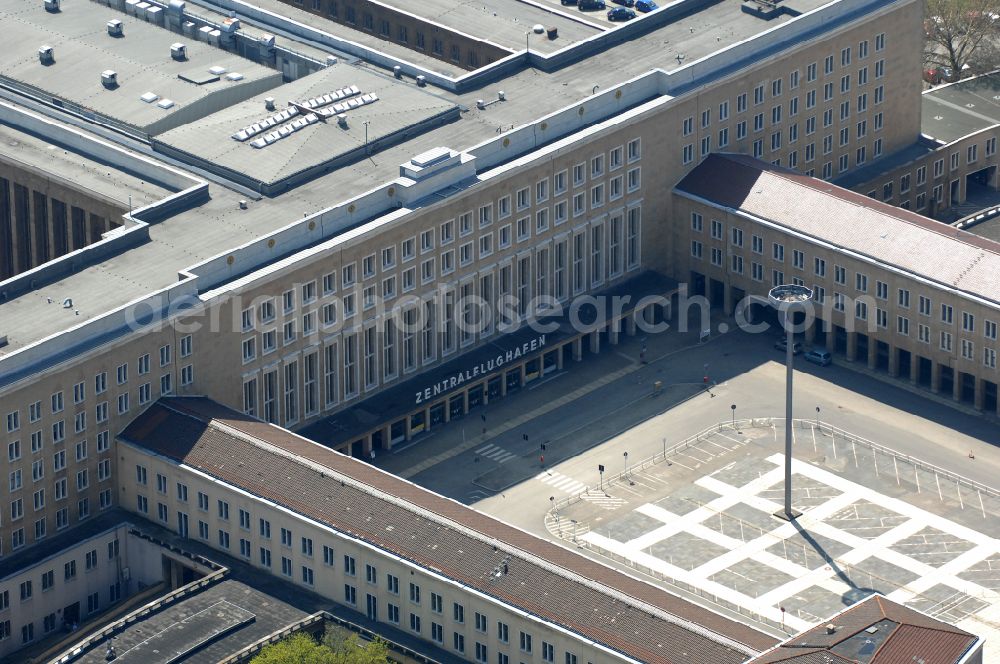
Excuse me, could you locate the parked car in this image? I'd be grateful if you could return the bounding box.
[611,0,635,6]
[560,0,578,5]
[607,7,636,20]
[578,0,605,9]
[635,0,657,12]
[774,338,803,355]
[804,349,832,366]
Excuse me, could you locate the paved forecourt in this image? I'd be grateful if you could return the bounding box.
[547,420,1000,656]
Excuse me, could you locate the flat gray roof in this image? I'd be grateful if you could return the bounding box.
[154,64,458,188]
[256,0,605,55]
[0,0,863,357]
[833,140,936,190]
[374,0,602,53]
[0,124,170,212]
[921,72,1000,143]
[0,0,279,134]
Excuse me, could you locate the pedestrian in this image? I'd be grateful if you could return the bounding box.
[540,454,545,466]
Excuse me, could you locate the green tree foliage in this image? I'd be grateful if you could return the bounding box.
[251,628,389,664]
[924,0,1000,81]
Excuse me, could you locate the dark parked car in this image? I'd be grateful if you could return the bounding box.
[607,7,636,20]
[611,0,635,6]
[578,0,606,9]
[560,0,577,5]
[635,0,657,11]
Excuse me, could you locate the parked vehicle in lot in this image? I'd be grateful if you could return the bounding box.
[803,348,832,366]
[611,0,635,6]
[560,0,577,5]
[607,7,636,20]
[578,0,605,9]
[635,0,657,11]
[774,338,803,355]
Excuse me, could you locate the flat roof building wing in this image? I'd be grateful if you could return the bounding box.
[0,0,281,136]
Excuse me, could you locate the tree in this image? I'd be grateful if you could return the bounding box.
[251,628,390,664]
[251,632,333,664]
[924,0,1000,81]
[322,629,390,664]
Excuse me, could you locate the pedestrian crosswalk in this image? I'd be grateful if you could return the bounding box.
[475,443,517,464]
[535,471,587,495]
[580,490,627,510]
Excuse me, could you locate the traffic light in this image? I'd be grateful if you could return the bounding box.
[598,464,605,473]
[541,443,546,451]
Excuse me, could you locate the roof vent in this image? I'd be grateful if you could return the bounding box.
[264,97,275,111]
[38,45,54,65]
[0,336,8,349]
[261,33,275,49]
[326,55,338,66]
[393,65,402,79]
[107,19,124,37]
[337,113,347,128]
[825,624,837,635]
[44,0,60,12]
[101,70,118,88]
[416,75,426,87]
[62,298,73,308]
[170,43,187,60]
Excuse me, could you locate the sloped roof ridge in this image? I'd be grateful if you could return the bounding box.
[153,397,760,657]
[712,153,1000,258]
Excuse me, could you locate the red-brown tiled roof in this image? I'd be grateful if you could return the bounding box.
[675,154,1000,307]
[746,595,978,664]
[120,397,778,664]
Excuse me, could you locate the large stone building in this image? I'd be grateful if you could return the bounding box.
[0,0,991,659]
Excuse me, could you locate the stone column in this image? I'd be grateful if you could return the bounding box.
[974,378,985,411]
[867,339,878,370]
[573,337,583,361]
[953,371,962,402]
[846,332,857,362]
[887,346,898,377]
[590,330,601,354]
[931,362,941,393]
[556,348,564,370]
[909,353,919,385]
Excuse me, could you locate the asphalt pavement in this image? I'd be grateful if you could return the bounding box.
[374,312,1000,534]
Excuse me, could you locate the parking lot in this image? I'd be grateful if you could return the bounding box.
[548,420,1000,652]
[533,0,657,27]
